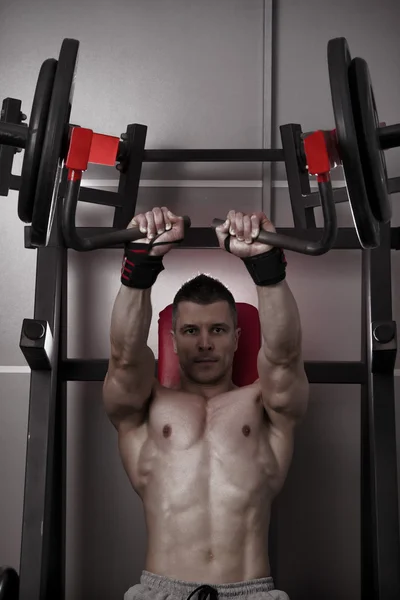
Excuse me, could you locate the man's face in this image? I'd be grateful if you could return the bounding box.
[172,301,240,385]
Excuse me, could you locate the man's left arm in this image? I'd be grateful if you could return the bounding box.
[215,209,310,431]
[256,280,309,431]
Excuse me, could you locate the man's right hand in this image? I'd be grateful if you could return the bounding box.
[128,206,186,256]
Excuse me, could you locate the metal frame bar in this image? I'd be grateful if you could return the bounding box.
[361,224,400,600]
[113,124,147,228]
[60,358,367,385]
[262,0,274,218]
[18,117,400,600]
[280,124,315,228]
[18,203,66,600]
[140,148,284,162]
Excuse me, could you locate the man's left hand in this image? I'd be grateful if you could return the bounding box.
[215,210,276,258]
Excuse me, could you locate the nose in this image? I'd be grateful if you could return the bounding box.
[198,332,214,351]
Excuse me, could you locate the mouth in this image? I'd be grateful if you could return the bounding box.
[194,358,218,363]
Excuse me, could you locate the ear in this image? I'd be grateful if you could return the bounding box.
[171,330,178,354]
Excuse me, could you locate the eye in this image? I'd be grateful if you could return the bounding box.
[213,327,224,334]
[184,328,197,335]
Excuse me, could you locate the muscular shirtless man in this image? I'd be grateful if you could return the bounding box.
[103,207,309,600]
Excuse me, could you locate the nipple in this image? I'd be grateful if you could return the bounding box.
[163,424,172,438]
[242,424,251,437]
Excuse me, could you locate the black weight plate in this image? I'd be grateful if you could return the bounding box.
[18,58,57,223]
[349,57,391,223]
[327,37,380,249]
[31,39,79,246]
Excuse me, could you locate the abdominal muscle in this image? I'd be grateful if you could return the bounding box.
[121,386,279,583]
[143,452,273,583]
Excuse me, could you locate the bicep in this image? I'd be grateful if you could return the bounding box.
[257,349,309,428]
[103,346,156,429]
[257,351,309,483]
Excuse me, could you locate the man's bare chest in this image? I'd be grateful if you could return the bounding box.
[135,390,278,483]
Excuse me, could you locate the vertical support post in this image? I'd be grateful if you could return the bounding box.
[280,124,315,228]
[361,223,400,600]
[263,1,279,583]
[45,234,68,599]
[262,0,273,218]
[19,204,66,600]
[113,124,147,229]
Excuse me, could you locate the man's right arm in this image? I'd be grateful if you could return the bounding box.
[103,285,155,431]
[103,206,185,431]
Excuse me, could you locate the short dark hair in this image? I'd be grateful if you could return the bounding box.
[172,274,237,330]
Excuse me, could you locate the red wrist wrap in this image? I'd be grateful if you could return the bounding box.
[121,243,164,289]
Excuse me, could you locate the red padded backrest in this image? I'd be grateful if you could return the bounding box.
[158,302,261,388]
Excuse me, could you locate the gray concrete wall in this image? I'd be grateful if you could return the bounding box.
[0,1,400,599]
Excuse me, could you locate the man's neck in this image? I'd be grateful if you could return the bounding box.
[178,373,237,399]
